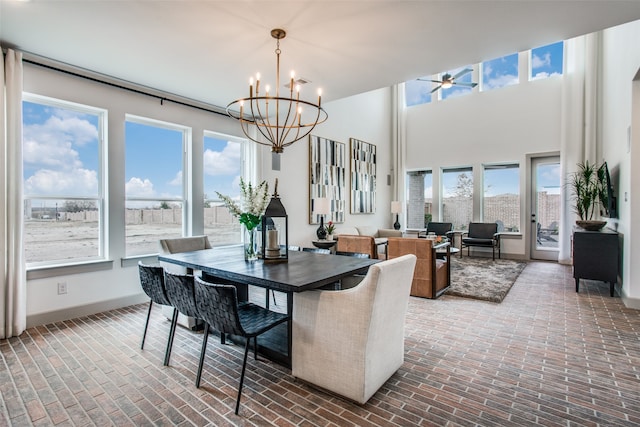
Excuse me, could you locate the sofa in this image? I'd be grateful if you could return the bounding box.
[334,226,403,258]
[387,237,450,299]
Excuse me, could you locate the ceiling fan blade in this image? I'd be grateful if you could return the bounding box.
[452,68,473,79]
[417,78,443,83]
[454,82,478,88]
[430,85,442,93]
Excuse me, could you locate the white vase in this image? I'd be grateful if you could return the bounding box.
[327,234,334,241]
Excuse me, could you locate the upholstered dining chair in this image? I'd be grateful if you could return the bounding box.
[138,262,173,353]
[163,270,200,366]
[194,276,289,415]
[292,254,417,404]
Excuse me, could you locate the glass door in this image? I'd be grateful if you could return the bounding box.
[531,156,560,261]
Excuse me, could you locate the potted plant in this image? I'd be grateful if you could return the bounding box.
[568,160,608,231]
[325,221,336,240]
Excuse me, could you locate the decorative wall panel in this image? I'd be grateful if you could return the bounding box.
[309,135,346,224]
[350,138,376,214]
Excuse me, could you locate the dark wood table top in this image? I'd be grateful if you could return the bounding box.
[158,246,379,293]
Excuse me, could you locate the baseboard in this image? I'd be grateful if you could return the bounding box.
[620,287,640,309]
[26,293,148,328]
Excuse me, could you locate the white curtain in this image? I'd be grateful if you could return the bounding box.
[558,33,600,264]
[1,48,26,339]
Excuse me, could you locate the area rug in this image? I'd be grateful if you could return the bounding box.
[448,256,527,303]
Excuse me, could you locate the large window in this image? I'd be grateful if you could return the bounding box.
[441,167,473,230]
[203,132,245,246]
[530,41,564,80]
[483,164,520,232]
[405,170,433,229]
[23,95,106,265]
[125,116,188,257]
[481,53,519,91]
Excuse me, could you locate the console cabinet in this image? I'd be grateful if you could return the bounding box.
[572,227,619,297]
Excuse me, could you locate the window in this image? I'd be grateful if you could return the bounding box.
[530,41,564,80]
[483,164,520,232]
[23,95,106,265]
[203,131,245,246]
[481,53,519,91]
[440,66,475,100]
[404,77,433,107]
[125,116,188,257]
[405,170,432,229]
[441,167,473,230]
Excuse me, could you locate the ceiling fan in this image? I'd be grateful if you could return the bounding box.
[418,68,478,93]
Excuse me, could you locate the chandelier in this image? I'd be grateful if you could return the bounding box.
[226,29,328,153]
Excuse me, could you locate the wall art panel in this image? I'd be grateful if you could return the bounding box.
[350,138,376,214]
[309,135,346,224]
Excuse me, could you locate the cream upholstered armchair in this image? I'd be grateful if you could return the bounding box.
[292,254,417,404]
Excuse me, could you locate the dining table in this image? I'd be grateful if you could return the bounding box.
[157,245,379,367]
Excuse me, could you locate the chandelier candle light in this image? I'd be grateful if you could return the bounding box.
[226,29,328,153]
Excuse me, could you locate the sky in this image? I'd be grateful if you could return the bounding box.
[23,101,243,205]
[405,41,563,107]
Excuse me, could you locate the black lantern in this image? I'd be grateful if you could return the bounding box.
[260,179,288,263]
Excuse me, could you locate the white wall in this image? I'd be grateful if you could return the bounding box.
[405,70,563,257]
[261,87,394,248]
[600,20,640,304]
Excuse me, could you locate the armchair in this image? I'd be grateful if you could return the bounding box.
[292,255,417,404]
[418,222,453,239]
[461,222,501,260]
[387,237,450,299]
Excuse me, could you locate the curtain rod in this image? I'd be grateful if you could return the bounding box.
[21,55,229,118]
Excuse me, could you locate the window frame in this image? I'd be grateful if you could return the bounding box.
[22,93,108,268]
[440,166,474,230]
[124,114,191,258]
[481,162,521,232]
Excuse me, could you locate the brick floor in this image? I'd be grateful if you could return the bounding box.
[1,261,639,426]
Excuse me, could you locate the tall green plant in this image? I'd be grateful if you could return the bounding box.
[569,161,608,220]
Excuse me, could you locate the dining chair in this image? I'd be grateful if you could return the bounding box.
[335,250,370,258]
[138,262,174,354]
[293,254,417,404]
[194,276,289,415]
[163,270,200,366]
[302,247,330,254]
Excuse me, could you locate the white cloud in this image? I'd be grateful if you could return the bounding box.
[23,109,100,196]
[484,73,518,90]
[169,171,182,186]
[24,168,97,196]
[532,71,561,81]
[204,141,241,176]
[125,177,155,197]
[23,137,82,169]
[483,64,493,78]
[532,52,551,69]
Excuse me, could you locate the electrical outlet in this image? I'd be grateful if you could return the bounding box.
[57,282,67,295]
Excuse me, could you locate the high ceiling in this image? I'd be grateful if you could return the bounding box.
[2,1,640,110]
